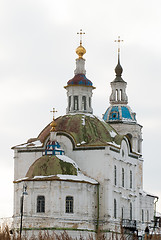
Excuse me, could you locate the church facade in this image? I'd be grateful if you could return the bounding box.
[12,36,157,239]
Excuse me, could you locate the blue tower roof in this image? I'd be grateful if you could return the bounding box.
[103,105,136,123]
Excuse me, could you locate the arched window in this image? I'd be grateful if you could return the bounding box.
[126,133,132,150]
[74,96,79,110]
[82,96,86,110]
[142,209,144,222]
[114,165,117,186]
[66,196,74,213]
[37,196,45,213]
[122,168,125,187]
[138,139,142,153]
[68,96,71,110]
[130,170,132,189]
[130,202,132,220]
[147,210,149,222]
[116,89,119,101]
[114,199,117,219]
[89,97,91,108]
[121,207,124,220]
[120,89,123,101]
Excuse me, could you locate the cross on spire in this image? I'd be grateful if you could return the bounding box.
[114,36,123,53]
[77,29,85,46]
[50,108,57,120]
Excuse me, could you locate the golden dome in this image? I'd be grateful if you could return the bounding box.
[50,120,57,132]
[76,44,86,59]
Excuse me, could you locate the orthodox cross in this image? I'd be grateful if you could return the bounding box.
[114,36,123,53]
[50,108,57,120]
[77,29,85,45]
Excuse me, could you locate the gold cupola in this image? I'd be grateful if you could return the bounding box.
[76,44,86,59]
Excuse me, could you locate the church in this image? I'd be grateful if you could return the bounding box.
[12,33,158,239]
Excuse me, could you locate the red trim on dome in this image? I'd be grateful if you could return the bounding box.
[67,74,93,87]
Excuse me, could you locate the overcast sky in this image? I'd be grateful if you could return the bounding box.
[0,0,161,219]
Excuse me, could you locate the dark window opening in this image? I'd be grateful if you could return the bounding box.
[122,168,125,187]
[142,209,144,222]
[130,170,132,189]
[114,165,117,186]
[114,199,117,219]
[37,196,45,213]
[130,203,132,220]
[82,96,86,110]
[89,97,91,108]
[66,196,73,213]
[121,207,124,219]
[69,96,71,110]
[74,96,79,110]
[120,89,123,101]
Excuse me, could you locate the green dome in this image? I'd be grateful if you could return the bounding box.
[38,114,123,148]
[26,155,77,178]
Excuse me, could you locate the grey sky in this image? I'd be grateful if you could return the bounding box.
[0,0,161,218]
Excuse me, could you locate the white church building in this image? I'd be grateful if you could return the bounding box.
[12,35,158,239]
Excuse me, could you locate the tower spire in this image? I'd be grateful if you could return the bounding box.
[114,36,123,78]
[108,36,128,105]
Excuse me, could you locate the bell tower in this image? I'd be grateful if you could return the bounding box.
[64,30,95,114]
[103,37,143,155]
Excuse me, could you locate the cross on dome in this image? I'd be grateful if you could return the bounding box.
[77,29,85,46]
[50,108,57,132]
[50,108,57,120]
[114,36,123,53]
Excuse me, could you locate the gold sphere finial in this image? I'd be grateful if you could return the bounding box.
[76,45,86,59]
[76,29,86,59]
[50,108,57,132]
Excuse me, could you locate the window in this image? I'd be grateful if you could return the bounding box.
[142,209,144,222]
[89,97,91,108]
[66,196,73,213]
[130,203,132,220]
[130,170,132,189]
[116,89,118,101]
[114,165,117,186]
[74,96,79,110]
[110,112,119,120]
[37,196,45,213]
[121,207,124,220]
[122,149,124,157]
[147,210,149,222]
[120,89,123,101]
[68,96,71,110]
[122,168,125,187]
[114,199,117,219]
[82,96,86,110]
